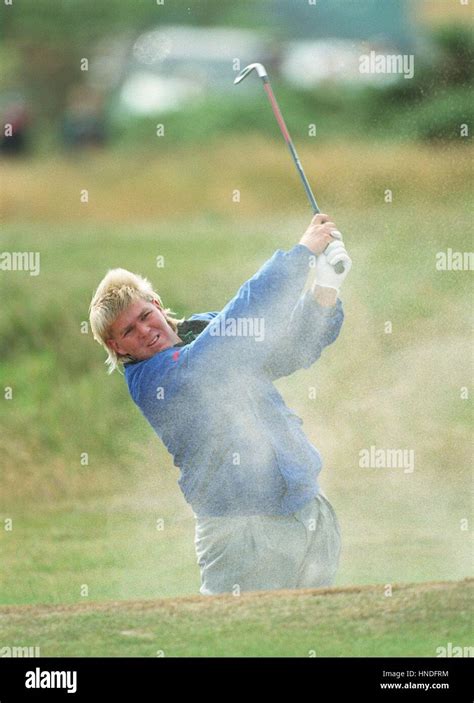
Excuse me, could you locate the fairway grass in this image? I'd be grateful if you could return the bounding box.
[0,579,471,657]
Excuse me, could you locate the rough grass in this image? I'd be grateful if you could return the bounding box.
[0,579,471,657]
[1,139,471,223]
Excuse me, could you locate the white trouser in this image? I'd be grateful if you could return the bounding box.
[194,493,341,595]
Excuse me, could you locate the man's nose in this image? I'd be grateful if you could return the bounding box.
[137,321,150,338]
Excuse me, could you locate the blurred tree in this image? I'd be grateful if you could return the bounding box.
[0,0,239,124]
[433,25,474,86]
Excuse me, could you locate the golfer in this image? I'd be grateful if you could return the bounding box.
[89,213,352,594]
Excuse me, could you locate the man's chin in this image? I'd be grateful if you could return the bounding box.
[140,340,172,358]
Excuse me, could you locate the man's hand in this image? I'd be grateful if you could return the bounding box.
[299,213,342,255]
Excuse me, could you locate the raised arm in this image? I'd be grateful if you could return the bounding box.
[261,217,352,379]
[185,214,351,373]
[263,289,344,381]
[184,243,315,372]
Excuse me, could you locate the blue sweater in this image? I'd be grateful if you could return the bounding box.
[125,244,344,517]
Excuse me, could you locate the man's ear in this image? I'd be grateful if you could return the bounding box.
[107,338,120,354]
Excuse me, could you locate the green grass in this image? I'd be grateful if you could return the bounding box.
[0,580,471,657]
[0,493,200,605]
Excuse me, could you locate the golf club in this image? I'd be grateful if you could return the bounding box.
[234,62,345,274]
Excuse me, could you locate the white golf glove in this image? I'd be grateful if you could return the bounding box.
[314,240,352,293]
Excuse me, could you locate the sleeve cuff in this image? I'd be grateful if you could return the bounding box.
[291,243,317,260]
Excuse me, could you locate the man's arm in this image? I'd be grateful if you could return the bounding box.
[257,218,351,380]
[185,213,351,373]
[183,243,315,372]
[263,289,344,381]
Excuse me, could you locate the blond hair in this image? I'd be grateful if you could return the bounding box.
[89,268,183,375]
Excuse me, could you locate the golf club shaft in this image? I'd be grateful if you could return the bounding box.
[261,79,345,274]
[262,81,320,215]
[234,63,345,274]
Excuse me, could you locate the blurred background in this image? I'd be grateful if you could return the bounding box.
[0,0,472,609]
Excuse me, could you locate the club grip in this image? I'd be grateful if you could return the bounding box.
[334,261,345,274]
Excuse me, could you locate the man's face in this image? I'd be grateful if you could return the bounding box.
[107,299,181,361]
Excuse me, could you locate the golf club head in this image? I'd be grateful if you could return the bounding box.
[233,62,268,85]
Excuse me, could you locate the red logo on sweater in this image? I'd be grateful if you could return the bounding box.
[172,350,180,361]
